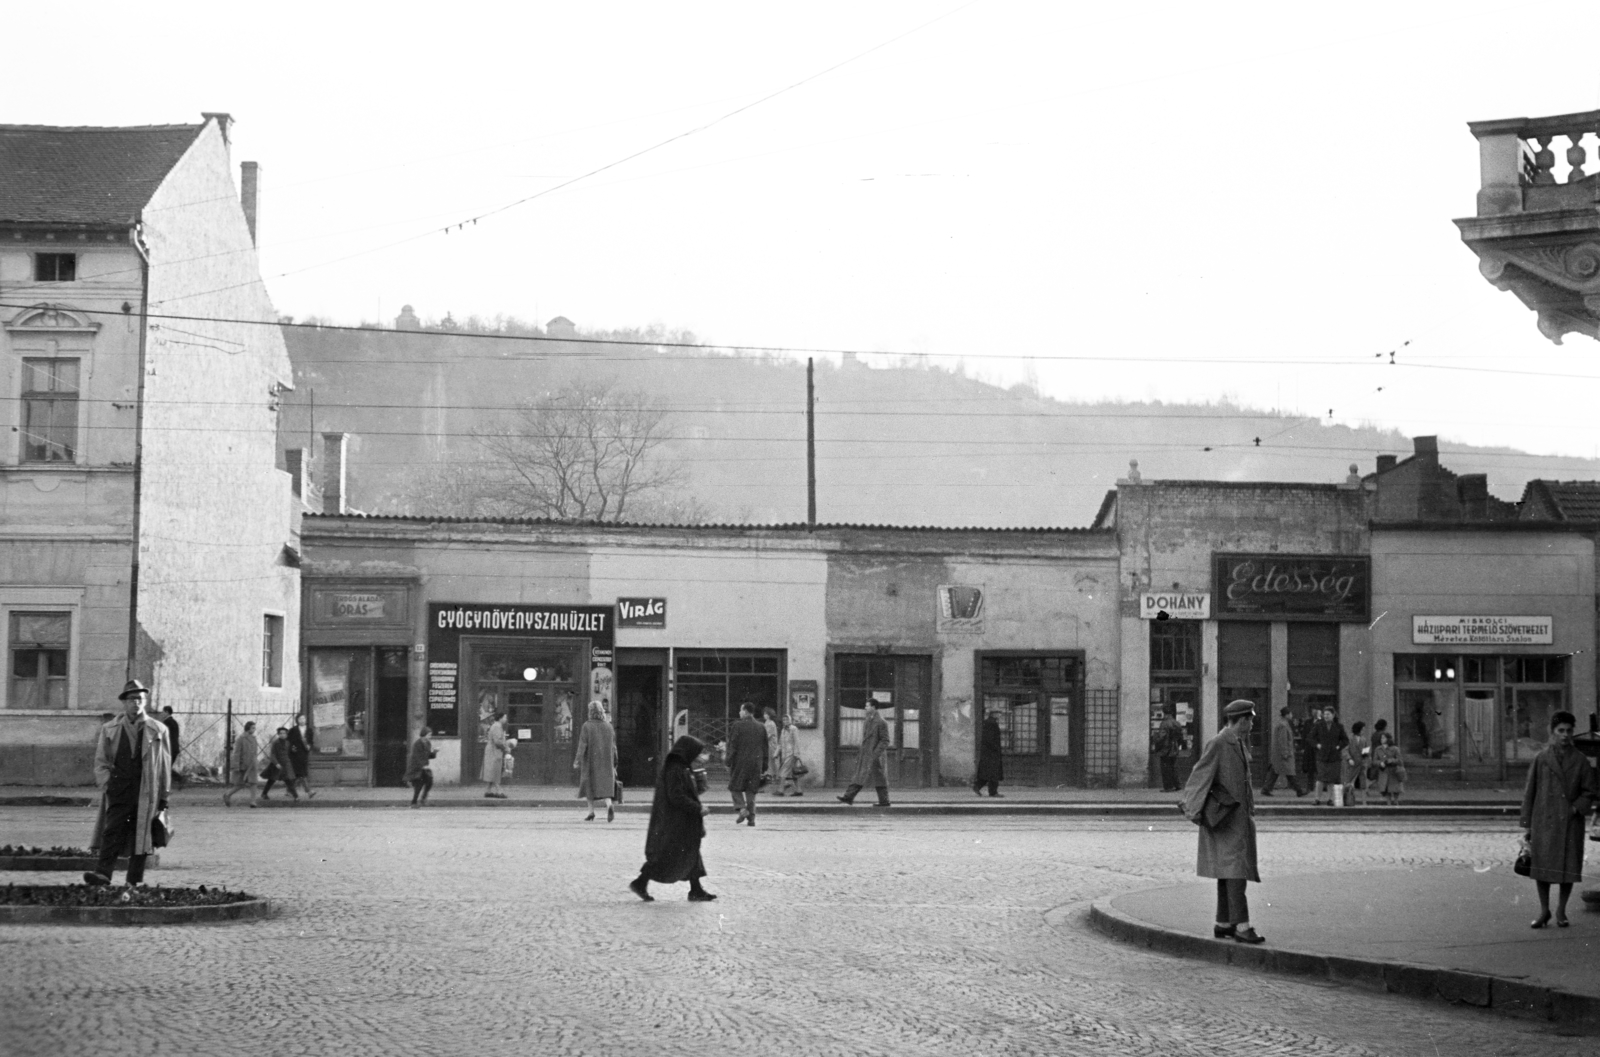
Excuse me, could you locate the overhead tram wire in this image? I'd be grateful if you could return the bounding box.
[148,3,982,309]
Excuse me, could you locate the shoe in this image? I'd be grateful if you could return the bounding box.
[972,786,983,797]
[793,791,804,797]
[1531,913,1551,929]
[1556,915,1570,928]
[1260,790,1274,797]
[1232,927,1266,945]
[836,795,853,805]
[687,890,717,902]
[585,813,596,821]
[607,804,614,823]
[484,792,495,798]
[746,816,755,827]
[307,791,316,800]
[990,793,1004,798]
[82,872,110,887]
[628,877,654,902]
[1296,788,1309,798]
[872,802,892,808]
[222,794,232,807]
[248,801,257,809]
[734,811,746,824]
[1212,924,1236,939]
[409,803,420,809]
[494,793,509,799]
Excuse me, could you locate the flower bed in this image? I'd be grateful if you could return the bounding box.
[0,884,268,924]
[0,846,158,871]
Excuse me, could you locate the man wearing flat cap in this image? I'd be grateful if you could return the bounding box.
[1180,698,1264,944]
[84,680,170,887]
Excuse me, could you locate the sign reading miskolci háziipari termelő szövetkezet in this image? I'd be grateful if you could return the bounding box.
[1412,615,1553,645]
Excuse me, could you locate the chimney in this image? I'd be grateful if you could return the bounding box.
[285,448,307,498]
[322,432,348,515]
[1376,454,1397,473]
[240,162,260,246]
[1458,474,1489,520]
[1413,435,1438,457]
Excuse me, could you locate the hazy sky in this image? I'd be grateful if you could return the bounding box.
[12,1,1600,462]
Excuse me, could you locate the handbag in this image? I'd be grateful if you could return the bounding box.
[501,753,516,778]
[1513,837,1532,877]
[791,758,809,778]
[151,808,174,849]
[1365,764,1380,782]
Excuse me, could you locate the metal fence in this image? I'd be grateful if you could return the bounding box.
[1083,687,1121,788]
[155,699,301,780]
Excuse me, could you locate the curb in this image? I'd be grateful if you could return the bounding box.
[1086,898,1600,1028]
[0,855,160,872]
[0,896,270,926]
[236,800,1519,819]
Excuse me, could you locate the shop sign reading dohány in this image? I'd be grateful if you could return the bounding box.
[1139,592,1210,620]
[1212,553,1370,622]
[1412,615,1553,646]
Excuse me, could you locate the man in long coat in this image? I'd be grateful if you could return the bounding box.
[1180,699,1263,944]
[973,710,1004,797]
[84,680,170,886]
[837,702,891,807]
[725,702,769,826]
[1519,710,1597,926]
[1260,706,1304,797]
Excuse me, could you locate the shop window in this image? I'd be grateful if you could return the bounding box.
[308,649,372,757]
[1149,621,1198,674]
[1506,656,1565,683]
[262,614,284,688]
[21,359,79,463]
[34,253,76,282]
[674,650,784,750]
[8,612,69,709]
[978,653,1079,785]
[1462,656,1499,684]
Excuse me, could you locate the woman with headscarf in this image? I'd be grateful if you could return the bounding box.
[574,701,618,822]
[1520,710,1597,928]
[629,735,716,902]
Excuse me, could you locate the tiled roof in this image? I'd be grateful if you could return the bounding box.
[0,124,203,226]
[1525,480,1600,521]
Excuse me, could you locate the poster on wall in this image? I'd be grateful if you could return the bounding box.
[789,680,818,728]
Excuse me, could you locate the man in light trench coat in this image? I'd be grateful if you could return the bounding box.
[1180,699,1264,944]
[85,680,170,886]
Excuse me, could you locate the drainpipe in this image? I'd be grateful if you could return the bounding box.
[125,220,151,679]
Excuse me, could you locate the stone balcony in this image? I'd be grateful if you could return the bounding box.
[1455,109,1600,343]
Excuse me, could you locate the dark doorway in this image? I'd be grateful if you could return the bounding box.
[372,647,411,786]
[616,663,663,787]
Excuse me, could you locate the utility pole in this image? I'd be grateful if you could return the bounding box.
[806,358,817,528]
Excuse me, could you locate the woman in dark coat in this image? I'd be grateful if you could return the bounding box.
[1520,710,1597,928]
[287,716,315,799]
[630,735,716,902]
[973,710,1004,797]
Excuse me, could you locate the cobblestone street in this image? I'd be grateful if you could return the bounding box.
[0,807,1589,1057]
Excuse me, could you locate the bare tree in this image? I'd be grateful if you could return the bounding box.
[473,380,688,521]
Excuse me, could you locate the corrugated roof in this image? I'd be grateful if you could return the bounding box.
[303,513,1107,534]
[0,124,203,226]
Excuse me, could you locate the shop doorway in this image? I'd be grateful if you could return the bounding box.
[616,649,666,787]
[674,651,784,784]
[1150,684,1199,788]
[834,654,932,788]
[372,648,412,786]
[463,638,585,785]
[975,652,1082,787]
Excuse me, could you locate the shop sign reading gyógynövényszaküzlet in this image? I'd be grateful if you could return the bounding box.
[1412,615,1553,645]
[1212,553,1370,622]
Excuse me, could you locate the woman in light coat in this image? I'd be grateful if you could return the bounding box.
[222,721,261,807]
[777,715,803,796]
[481,710,509,799]
[574,701,618,821]
[1520,710,1597,928]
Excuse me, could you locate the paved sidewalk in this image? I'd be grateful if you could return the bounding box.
[1090,866,1600,1027]
[1,781,1525,816]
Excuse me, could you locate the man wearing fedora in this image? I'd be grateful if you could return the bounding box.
[84,680,170,887]
[1180,698,1264,944]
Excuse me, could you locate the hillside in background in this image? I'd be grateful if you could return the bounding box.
[278,325,1600,527]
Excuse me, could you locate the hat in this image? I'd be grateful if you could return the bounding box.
[118,679,150,700]
[1224,699,1256,719]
